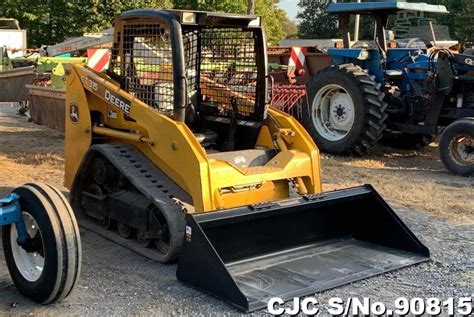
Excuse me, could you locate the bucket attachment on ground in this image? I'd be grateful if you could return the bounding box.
[177,185,429,312]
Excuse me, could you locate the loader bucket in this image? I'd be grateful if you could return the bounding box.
[177,185,429,312]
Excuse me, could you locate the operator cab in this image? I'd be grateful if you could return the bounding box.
[107,10,268,152]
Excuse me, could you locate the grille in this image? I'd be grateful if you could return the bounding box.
[113,22,260,120]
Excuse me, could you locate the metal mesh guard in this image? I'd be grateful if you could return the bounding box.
[117,23,259,119]
[185,28,258,118]
[122,23,174,116]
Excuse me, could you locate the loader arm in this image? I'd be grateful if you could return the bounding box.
[65,64,322,212]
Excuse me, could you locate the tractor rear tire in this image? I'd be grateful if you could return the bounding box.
[439,118,474,176]
[303,64,387,155]
[2,183,81,304]
[382,132,435,150]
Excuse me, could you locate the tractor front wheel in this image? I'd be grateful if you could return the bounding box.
[439,118,474,176]
[2,183,81,304]
[304,64,387,155]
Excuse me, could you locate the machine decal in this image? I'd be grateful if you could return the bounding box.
[80,75,98,91]
[70,103,79,123]
[185,225,192,241]
[105,89,131,114]
[107,109,117,119]
[80,74,131,115]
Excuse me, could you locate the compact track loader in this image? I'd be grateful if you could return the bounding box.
[64,10,429,311]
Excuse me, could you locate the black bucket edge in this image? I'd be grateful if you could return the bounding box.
[176,185,430,312]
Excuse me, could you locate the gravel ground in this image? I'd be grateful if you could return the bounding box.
[1,210,472,316]
[0,103,472,315]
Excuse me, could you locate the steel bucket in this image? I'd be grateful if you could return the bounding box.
[177,185,429,312]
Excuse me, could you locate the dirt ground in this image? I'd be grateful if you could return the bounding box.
[0,103,471,223]
[0,103,472,315]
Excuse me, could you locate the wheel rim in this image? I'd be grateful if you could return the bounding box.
[449,134,474,166]
[311,84,355,141]
[10,212,45,282]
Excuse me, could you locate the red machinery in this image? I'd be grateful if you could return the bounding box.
[268,46,331,120]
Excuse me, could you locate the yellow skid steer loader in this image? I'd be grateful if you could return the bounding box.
[64,9,429,311]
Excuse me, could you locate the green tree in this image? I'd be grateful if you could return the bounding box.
[0,0,173,47]
[297,0,338,39]
[172,0,246,13]
[413,0,474,44]
[255,0,286,44]
[0,0,289,47]
[282,17,298,39]
[172,0,287,44]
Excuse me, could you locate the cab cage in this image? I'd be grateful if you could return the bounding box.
[108,9,268,123]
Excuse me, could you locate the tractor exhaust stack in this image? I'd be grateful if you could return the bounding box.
[177,185,429,312]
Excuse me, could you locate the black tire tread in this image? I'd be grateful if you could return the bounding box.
[304,63,388,155]
[72,147,186,264]
[2,183,80,304]
[439,118,474,176]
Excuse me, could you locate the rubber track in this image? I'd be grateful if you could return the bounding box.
[74,143,189,262]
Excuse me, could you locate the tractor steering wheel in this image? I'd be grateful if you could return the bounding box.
[405,38,433,49]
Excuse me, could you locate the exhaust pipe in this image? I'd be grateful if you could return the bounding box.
[177,185,429,312]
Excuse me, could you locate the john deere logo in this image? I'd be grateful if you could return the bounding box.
[70,104,79,123]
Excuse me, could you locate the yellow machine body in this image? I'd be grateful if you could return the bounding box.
[64,65,322,212]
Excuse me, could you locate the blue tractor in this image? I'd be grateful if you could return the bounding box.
[303,1,474,176]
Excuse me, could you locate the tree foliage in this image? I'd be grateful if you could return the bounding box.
[0,0,173,47]
[173,0,287,44]
[282,17,298,39]
[1,0,288,47]
[172,0,246,13]
[415,0,474,44]
[255,0,286,44]
[297,0,338,39]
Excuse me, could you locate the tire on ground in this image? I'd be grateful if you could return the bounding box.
[2,183,81,304]
[439,118,474,176]
[303,63,388,155]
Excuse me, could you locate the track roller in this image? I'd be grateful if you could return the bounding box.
[117,223,134,239]
[136,229,153,248]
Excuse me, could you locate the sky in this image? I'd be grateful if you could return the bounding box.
[278,0,299,20]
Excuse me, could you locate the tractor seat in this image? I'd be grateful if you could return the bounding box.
[453,54,474,67]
